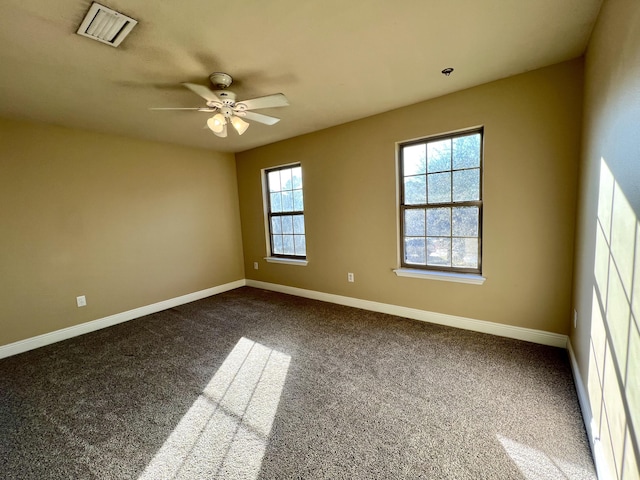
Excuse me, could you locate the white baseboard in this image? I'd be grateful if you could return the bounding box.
[0,279,246,360]
[0,278,568,359]
[245,280,568,348]
[567,340,610,480]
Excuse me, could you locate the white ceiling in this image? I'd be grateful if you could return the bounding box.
[0,0,602,153]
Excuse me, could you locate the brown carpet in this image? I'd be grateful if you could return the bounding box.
[0,286,596,479]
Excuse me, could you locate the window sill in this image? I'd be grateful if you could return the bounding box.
[393,268,485,285]
[265,257,308,266]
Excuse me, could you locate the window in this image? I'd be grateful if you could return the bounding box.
[265,164,306,259]
[399,128,482,274]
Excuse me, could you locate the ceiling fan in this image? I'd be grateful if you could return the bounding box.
[150,72,289,137]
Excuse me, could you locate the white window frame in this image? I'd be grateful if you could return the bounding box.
[394,127,486,284]
[262,163,308,266]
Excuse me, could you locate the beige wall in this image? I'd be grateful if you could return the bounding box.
[0,118,244,346]
[572,0,640,477]
[237,59,583,334]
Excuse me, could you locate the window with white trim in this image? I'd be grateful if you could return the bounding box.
[265,164,306,258]
[399,128,483,274]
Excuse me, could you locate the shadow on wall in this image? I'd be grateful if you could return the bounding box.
[588,158,639,479]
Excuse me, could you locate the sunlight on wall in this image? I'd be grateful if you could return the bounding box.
[497,435,595,479]
[588,158,639,480]
[138,337,291,480]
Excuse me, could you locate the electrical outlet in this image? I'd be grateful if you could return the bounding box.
[347,272,354,282]
[254,262,259,270]
[76,295,87,307]
[573,309,578,328]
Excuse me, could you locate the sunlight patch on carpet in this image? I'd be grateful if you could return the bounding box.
[138,337,290,479]
[498,435,596,480]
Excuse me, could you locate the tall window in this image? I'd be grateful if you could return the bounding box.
[399,128,482,274]
[265,164,306,258]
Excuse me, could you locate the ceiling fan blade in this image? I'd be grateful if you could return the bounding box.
[236,93,289,110]
[242,111,281,125]
[181,82,221,103]
[149,108,217,114]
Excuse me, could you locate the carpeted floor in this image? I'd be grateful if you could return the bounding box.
[0,287,596,479]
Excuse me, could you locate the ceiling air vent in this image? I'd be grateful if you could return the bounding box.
[76,2,138,47]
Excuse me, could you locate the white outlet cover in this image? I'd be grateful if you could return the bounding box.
[76,295,87,307]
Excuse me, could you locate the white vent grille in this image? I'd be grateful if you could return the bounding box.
[76,3,137,47]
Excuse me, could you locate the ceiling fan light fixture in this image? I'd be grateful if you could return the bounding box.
[230,116,250,135]
[207,113,226,133]
[213,123,228,138]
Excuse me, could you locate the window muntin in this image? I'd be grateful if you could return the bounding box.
[400,129,482,274]
[266,164,306,258]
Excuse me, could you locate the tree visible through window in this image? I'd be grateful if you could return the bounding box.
[400,129,482,273]
[265,164,306,258]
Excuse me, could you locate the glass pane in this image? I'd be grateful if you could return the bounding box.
[453,134,481,170]
[293,214,305,234]
[403,144,426,176]
[427,237,451,266]
[427,208,451,236]
[428,172,451,204]
[291,166,302,188]
[404,237,426,265]
[452,238,478,268]
[281,215,294,234]
[270,192,282,213]
[271,216,282,234]
[404,175,426,205]
[282,234,294,255]
[293,189,304,211]
[294,235,306,255]
[453,169,480,202]
[404,209,426,236]
[427,139,451,173]
[452,207,479,237]
[272,235,283,254]
[280,168,292,190]
[281,191,294,212]
[268,170,281,192]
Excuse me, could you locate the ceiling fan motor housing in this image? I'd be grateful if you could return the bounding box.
[206,90,237,110]
[217,91,236,104]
